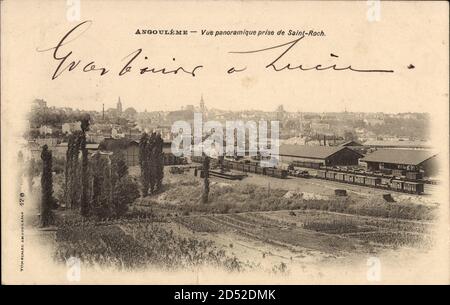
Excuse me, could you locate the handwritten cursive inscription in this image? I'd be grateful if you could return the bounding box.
[37,21,203,80]
[229,36,394,73]
[38,21,395,80]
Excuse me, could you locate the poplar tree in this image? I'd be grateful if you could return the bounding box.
[139,132,150,196]
[202,154,210,204]
[155,133,164,191]
[148,132,157,194]
[80,117,90,216]
[40,145,53,227]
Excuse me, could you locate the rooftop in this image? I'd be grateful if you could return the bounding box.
[279,145,362,159]
[363,140,432,149]
[360,149,437,165]
[99,138,138,151]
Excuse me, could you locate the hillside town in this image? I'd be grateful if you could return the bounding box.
[26,96,436,179]
[17,95,440,277]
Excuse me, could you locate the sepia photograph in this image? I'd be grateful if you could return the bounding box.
[1,0,449,289]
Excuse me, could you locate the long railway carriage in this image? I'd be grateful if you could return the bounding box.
[390,180,404,191]
[317,170,327,179]
[403,181,424,194]
[190,155,425,192]
[256,166,266,175]
[354,175,366,185]
[364,176,381,187]
[335,173,345,181]
[265,168,275,176]
[326,171,336,180]
[344,174,355,183]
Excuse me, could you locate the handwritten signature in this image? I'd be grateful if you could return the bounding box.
[37,20,394,80]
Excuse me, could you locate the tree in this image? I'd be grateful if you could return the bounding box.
[202,154,210,204]
[148,132,157,194]
[91,153,113,219]
[80,116,90,216]
[139,132,164,195]
[64,133,81,209]
[344,131,358,141]
[40,145,54,227]
[111,151,128,187]
[113,176,139,217]
[155,133,164,192]
[91,152,139,218]
[139,132,151,196]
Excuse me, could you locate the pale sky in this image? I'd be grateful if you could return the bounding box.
[2,1,448,115]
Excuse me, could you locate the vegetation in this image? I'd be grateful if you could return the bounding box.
[80,116,90,216]
[157,178,434,221]
[302,219,363,234]
[64,132,82,209]
[139,132,164,196]
[91,152,139,219]
[54,222,244,271]
[202,154,210,204]
[40,145,54,227]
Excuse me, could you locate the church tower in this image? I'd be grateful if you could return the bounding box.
[117,96,123,114]
[199,94,206,113]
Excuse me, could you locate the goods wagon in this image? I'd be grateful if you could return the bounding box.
[326,171,336,180]
[344,174,355,183]
[391,180,404,191]
[354,175,366,185]
[316,170,327,179]
[403,181,424,194]
[364,176,381,187]
[312,168,424,195]
[335,173,345,181]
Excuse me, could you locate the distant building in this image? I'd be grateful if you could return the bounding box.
[364,118,384,126]
[39,125,53,135]
[360,149,438,177]
[99,138,139,166]
[32,99,47,110]
[363,140,432,150]
[54,143,99,159]
[62,122,81,134]
[36,138,58,146]
[310,122,330,133]
[111,127,125,139]
[279,145,363,168]
[338,140,362,147]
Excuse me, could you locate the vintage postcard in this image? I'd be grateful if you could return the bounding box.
[1,0,449,286]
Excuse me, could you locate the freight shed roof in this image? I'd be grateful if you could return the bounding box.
[363,140,432,149]
[360,149,437,166]
[279,145,362,160]
[99,138,138,151]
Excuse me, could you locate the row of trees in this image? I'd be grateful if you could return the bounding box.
[39,116,147,226]
[89,152,140,218]
[139,132,164,196]
[36,117,170,226]
[63,116,140,219]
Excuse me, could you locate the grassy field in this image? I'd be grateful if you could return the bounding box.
[51,166,436,273]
